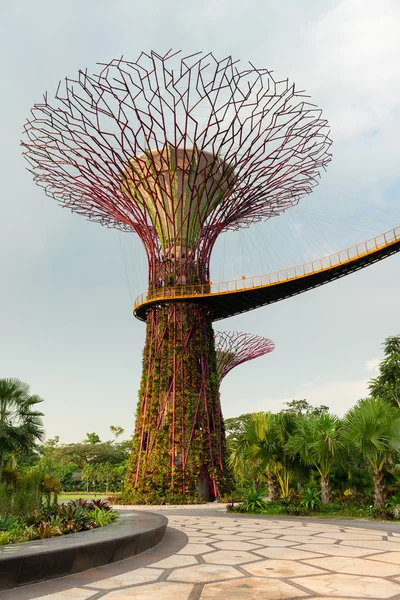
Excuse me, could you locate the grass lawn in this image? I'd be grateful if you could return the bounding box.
[58,493,109,503]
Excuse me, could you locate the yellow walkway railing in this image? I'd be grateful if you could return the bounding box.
[134,225,400,311]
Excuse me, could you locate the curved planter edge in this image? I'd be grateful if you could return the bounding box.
[0,511,168,590]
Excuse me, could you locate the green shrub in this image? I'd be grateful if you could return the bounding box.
[32,521,62,539]
[0,515,20,531]
[240,488,269,513]
[0,532,12,545]
[89,505,118,527]
[386,493,400,510]
[300,486,321,511]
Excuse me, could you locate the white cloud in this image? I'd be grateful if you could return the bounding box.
[244,378,370,418]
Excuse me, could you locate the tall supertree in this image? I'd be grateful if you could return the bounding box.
[215,331,275,384]
[22,50,331,500]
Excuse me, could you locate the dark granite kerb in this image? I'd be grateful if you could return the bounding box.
[0,510,167,590]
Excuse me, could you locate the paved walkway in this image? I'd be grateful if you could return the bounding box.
[3,505,400,599]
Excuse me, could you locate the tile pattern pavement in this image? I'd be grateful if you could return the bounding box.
[4,511,400,599]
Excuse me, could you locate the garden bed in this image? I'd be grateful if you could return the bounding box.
[0,510,167,590]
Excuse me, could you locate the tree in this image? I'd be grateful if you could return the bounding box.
[286,413,346,504]
[343,397,400,508]
[282,399,329,417]
[225,414,253,439]
[83,432,101,444]
[0,378,45,478]
[81,464,96,493]
[96,462,114,493]
[110,426,124,444]
[369,335,400,408]
[229,412,279,499]
[229,412,300,499]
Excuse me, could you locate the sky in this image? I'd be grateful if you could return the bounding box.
[1,0,400,443]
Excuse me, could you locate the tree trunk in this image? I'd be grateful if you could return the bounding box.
[321,475,331,504]
[373,468,386,508]
[267,471,279,501]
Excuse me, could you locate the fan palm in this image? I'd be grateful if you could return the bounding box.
[229,412,298,499]
[0,378,45,478]
[343,397,400,508]
[286,412,346,504]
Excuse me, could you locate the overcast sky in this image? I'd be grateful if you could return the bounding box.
[1,0,400,442]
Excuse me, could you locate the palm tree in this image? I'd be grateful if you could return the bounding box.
[286,412,346,504]
[343,397,400,508]
[369,335,400,408]
[0,378,45,478]
[229,412,299,499]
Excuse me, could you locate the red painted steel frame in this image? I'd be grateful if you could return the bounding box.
[22,50,332,287]
[215,331,275,383]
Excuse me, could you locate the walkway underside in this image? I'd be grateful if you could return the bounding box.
[134,226,400,322]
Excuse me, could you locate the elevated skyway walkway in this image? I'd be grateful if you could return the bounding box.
[133,226,400,322]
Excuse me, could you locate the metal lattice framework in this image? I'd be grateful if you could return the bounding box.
[21,50,331,501]
[215,331,275,383]
[22,50,332,285]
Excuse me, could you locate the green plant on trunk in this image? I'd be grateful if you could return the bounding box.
[0,379,44,479]
[286,412,346,504]
[343,397,400,508]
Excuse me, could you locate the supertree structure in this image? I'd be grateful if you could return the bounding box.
[215,331,275,385]
[22,50,331,500]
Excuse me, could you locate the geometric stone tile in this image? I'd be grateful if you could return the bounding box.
[152,555,198,569]
[284,527,341,535]
[187,536,214,543]
[315,532,384,541]
[246,538,298,547]
[253,546,325,560]
[279,535,335,544]
[84,567,163,589]
[304,556,400,577]
[298,544,381,558]
[202,550,261,565]
[341,541,400,552]
[236,532,281,538]
[200,577,308,598]
[212,541,264,551]
[368,552,400,565]
[212,535,258,542]
[243,559,325,578]
[34,590,97,600]
[292,573,400,598]
[7,511,400,600]
[177,543,214,555]
[102,582,194,599]
[167,563,240,583]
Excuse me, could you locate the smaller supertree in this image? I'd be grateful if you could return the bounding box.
[215,331,275,384]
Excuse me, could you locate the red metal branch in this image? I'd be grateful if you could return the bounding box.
[22,50,332,284]
[215,330,275,382]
